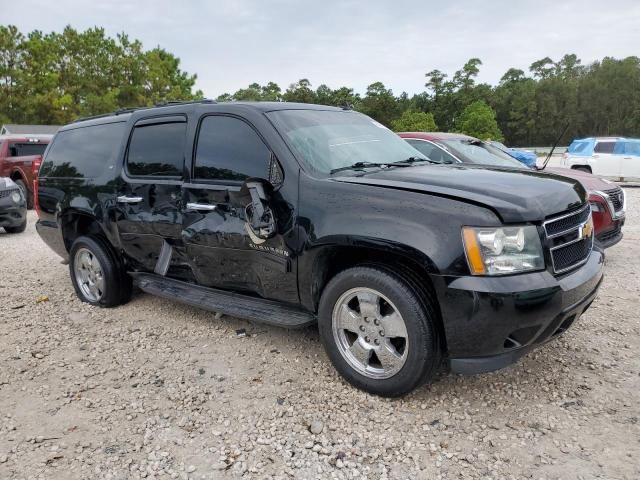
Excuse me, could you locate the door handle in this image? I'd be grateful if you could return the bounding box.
[186,202,217,212]
[117,195,143,204]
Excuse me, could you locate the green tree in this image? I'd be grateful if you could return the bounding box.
[231,83,263,101]
[282,78,316,103]
[529,57,555,80]
[0,25,25,122]
[494,69,537,145]
[453,58,482,90]
[457,101,503,141]
[391,110,437,132]
[357,82,399,127]
[0,25,201,124]
[261,81,282,101]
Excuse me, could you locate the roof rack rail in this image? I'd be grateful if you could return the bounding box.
[73,98,216,123]
[154,99,216,107]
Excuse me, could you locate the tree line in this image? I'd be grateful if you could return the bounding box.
[2,25,639,146]
[0,25,201,126]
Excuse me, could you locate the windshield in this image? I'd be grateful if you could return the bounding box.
[440,139,526,169]
[267,109,428,174]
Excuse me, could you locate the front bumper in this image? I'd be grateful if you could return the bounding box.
[432,248,604,374]
[0,197,27,228]
[596,218,624,249]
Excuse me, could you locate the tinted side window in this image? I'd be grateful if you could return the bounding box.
[127,122,186,177]
[194,116,270,182]
[594,141,615,154]
[40,122,125,178]
[9,143,48,157]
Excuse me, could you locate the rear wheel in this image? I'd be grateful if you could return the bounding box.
[13,178,33,209]
[318,266,440,397]
[572,166,592,174]
[69,235,132,307]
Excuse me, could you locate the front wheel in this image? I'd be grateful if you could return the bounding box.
[318,266,440,397]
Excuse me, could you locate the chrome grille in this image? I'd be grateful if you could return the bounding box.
[0,189,20,199]
[544,204,594,274]
[544,204,590,237]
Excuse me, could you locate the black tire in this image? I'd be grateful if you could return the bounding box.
[572,166,591,174]
[4,220,27,234]
[318,266,440,397]
[14,178,33,209]
[69,235,132,308]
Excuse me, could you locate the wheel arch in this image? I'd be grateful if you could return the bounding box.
[305,242,447,352]
[571,164,592,173]
[59,210,112,253]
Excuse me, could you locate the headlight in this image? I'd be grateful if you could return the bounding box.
[11,191,22,204]
[462,225,544,275]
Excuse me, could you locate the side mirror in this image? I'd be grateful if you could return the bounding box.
[243,178,276,240]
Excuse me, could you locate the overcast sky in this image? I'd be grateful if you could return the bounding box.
[2,0,639,97]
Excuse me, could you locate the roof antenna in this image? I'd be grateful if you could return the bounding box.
[539,124,570,170]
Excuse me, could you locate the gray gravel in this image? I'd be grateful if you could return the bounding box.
[1,190,639,480]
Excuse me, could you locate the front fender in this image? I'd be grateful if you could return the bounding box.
[296,175,501,310]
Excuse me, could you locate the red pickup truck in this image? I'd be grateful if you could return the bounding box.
[0,135,52,208]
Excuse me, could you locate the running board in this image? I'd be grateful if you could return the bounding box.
[129,272,316,329]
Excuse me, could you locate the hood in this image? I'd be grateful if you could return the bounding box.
[332,164,586,223]
[544,167,616,191]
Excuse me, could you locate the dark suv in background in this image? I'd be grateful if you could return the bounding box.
[36,101,603,396]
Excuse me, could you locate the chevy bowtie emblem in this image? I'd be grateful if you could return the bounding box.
[582,221,593,238]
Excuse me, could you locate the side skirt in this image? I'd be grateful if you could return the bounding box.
[129,272,316,329]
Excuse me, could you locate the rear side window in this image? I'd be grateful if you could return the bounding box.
[594,141,615,154]
[194,116,270,182]
[9,143,47,157]
[40,122,125,178]
[127,121,186,177]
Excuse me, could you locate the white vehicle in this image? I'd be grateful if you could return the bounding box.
[562,137,640,181]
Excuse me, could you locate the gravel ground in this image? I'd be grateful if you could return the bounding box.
[1,190,639,480]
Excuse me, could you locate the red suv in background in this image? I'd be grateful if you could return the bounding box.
[400,132,625,248]
[0,135,52,209]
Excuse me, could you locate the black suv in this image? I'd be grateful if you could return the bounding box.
[36,101,604,396]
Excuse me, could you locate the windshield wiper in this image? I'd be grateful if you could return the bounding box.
[393,156,439,165]
[330,159,421,174]
[330,162,389,174]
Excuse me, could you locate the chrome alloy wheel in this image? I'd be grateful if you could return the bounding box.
[331,287,409,379]
[74,248,105,302]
